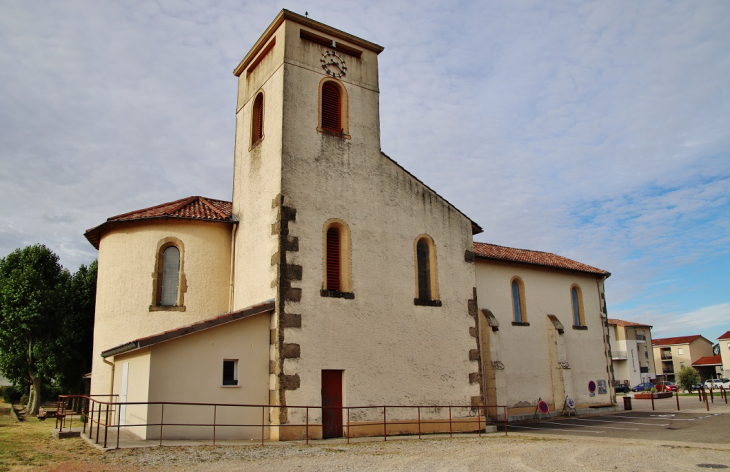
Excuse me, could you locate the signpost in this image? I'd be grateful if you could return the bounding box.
[533,398,551,420]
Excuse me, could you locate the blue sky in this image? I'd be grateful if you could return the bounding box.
[1,0,728,342]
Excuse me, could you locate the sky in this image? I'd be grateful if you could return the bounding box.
[1,0,728,343]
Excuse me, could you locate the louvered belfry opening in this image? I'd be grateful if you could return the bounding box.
[326,226,341,291]
[416,239,431,301]
[252,93,264,143]
[321,83,341,133]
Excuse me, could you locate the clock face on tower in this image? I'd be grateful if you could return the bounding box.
[321,50,347,78]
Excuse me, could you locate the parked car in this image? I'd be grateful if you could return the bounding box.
[690,382,703,392]
[662,382,678,392]
[614,384,631,393]
[704,379,730,390]
[631,382,655,392]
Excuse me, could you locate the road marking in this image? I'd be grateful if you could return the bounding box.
[509,425,603,434]
[542,421,639,431]
[575,418,668,426]
[609,415,695,422]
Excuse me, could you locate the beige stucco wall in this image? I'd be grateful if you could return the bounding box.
[91,219,233,397]
[144,313,270,440]
[475,259,611,414]
[112,348,151,439]
[231,23,284,312]
[609,324,655,385]
[720,339,730,378]
[270,19,479,423]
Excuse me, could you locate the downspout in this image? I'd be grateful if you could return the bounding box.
[103,357,115,397]
[228,220,238,312]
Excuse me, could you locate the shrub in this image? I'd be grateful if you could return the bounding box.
[677,365,701,392]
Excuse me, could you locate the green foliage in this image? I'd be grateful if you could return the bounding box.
[677,365,701,392]
[650,387,657,393]
[0,384,25,403]
[0,245,97,412]
[643,386,652,392]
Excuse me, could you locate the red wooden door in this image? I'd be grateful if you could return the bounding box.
[321,370,343,439]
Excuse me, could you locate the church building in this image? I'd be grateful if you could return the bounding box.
[85,10,615,441]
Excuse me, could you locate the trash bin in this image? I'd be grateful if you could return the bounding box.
[623,396,632,410]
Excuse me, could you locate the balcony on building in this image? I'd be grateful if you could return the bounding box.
[611,351,628,360]
[660,350,672,360]
[636,333,647,342]
[640,366,649,373]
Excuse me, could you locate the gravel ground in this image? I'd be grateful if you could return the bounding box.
[93,434,730,471]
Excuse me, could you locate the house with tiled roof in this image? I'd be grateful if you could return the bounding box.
[607,319,655,386]
[84,10,616,442]
[652,335,714,382]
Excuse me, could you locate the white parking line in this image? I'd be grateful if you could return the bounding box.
[609,415,695,422]
[509,425,604,434]
[541,421,639,431]
[575,418,668,426]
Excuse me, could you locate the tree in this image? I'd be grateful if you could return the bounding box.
[0,245,97,414]
[677,365,701,392]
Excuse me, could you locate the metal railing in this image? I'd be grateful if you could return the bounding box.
[56,395,509,449]
[635,334,647,342]
[660,353,672,360]
[611,351,628,359]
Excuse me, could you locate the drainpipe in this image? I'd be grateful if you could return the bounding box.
[103,357,115,397]
[228,220,239,312]
[597,276,615,404]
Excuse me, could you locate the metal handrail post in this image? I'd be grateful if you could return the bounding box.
[478,406,482,437]
[346,407,350,444]
[449,406,452,438]
[417,406,421,439]
[159,404,164,447]
[103,403,109,448]
[213,405,217,446]
[305,407,309,445]
[116,398,121,449]
[383,406,387,441]
[96,401,101,443]
[83,398,88,435]
[261,406,265,446]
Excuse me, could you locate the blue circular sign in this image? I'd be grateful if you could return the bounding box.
[588,381,597,393]
[538,401,549,414]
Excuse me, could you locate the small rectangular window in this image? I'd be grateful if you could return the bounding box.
[223,359,238,386]
[678,348,684,355]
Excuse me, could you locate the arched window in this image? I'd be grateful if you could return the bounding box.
[414,235,440,306]
[326,226,341,292]
[252,92,264,144]
[321,220,353,298]
[571,285,585,327]
[416,240,430,301]
[511,277,527,325]
[318,79,349,136]
[321,83,341,132]
[159,245,180,306]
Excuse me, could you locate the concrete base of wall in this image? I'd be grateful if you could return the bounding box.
[508,404,620,422]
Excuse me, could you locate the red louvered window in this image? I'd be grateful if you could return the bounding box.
[321,83,341,133]
[326,227,341,291]
[252,93,264,143]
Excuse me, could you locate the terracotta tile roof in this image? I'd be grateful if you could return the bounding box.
[607,318,653,328]
[651,335,705,346]
[101,299,275,358]
[718,331,730,340]
[473,242,610,277]
[692,355,723,366]
[85,196,235,249]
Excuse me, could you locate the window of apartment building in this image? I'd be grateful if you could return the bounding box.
[678,348,684,355]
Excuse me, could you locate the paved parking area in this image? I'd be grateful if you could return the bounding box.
[503,410,730,444]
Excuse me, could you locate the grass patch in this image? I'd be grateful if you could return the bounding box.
[0,403,106,471]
